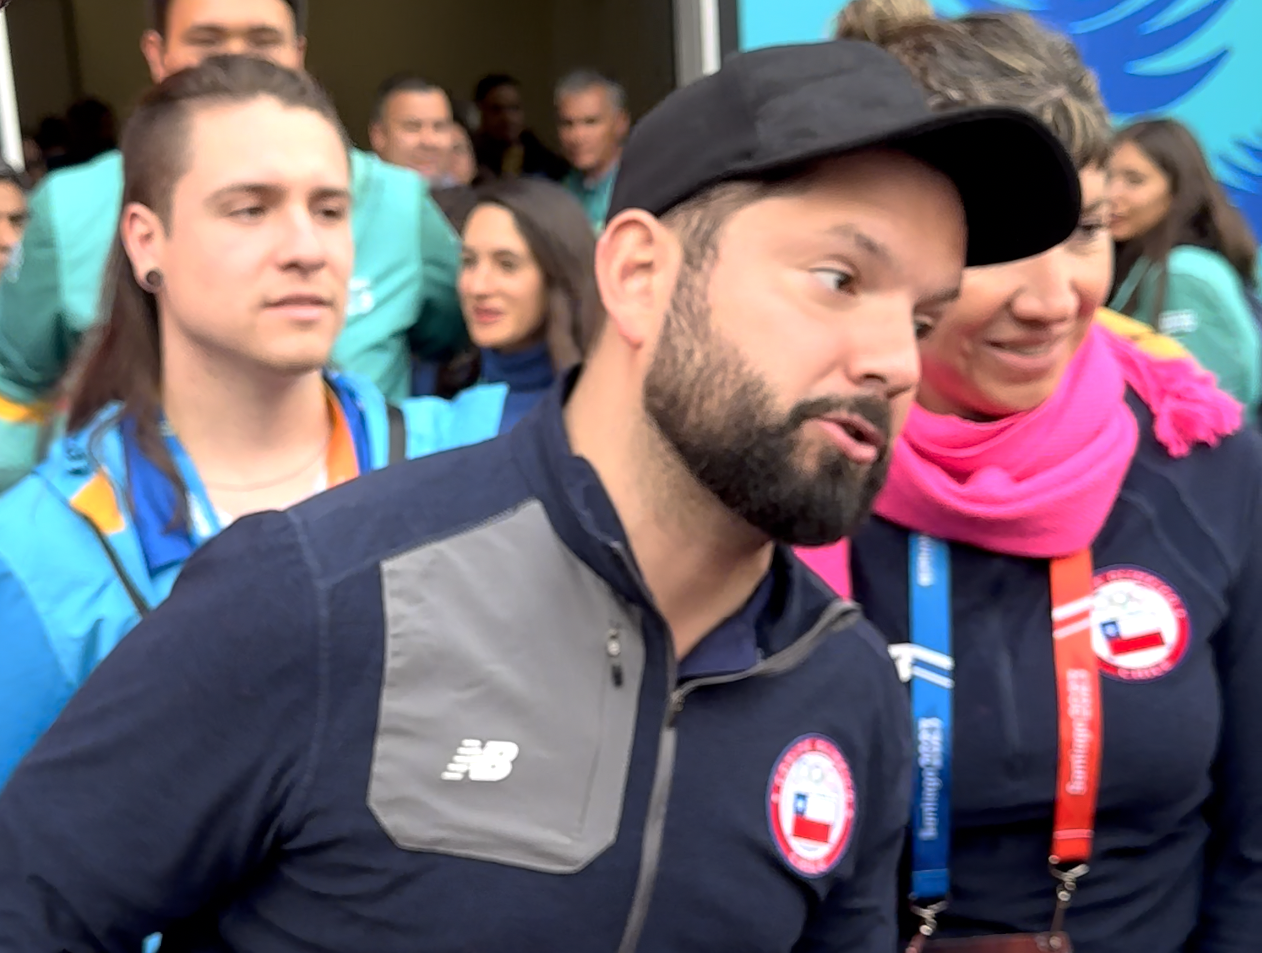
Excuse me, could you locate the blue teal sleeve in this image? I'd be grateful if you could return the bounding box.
[1196,454,1262,950]
[0,509,323,949]
[0,564,73,789]
[1158,273,1261,410]
[401,383,508,458]
[0,182,72,400]
[409,191,469,361]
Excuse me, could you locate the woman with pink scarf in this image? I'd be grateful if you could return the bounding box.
[801,3,1261,952]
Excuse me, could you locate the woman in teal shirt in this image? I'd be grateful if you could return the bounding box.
[1108,118,1260,416]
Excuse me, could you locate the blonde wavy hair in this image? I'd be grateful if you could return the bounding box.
[836,0,1111,170]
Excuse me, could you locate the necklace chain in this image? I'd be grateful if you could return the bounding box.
[200,429,332,493]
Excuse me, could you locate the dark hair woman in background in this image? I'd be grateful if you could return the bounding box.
[1109,118,1260,416]
[428,177,604,433]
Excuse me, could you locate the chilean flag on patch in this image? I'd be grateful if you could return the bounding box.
[1101,619,1165,656]
[792,791,836,843]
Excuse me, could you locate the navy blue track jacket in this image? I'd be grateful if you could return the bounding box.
[0,380,912,953]
[850,393,1262,953]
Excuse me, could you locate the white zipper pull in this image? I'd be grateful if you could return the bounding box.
[607,628,624,687]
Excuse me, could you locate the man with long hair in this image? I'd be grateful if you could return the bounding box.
[0,54,498,800]
[0,0,466,491]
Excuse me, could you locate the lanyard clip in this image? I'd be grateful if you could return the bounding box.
[1048,860,1089,934]
[909,899,949,939]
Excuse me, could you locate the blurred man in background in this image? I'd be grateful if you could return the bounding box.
[556,70,628,232]
[429,114,481,232]
[65,98,118,166]
[473,73,569,181]
[21,133,48,187]
[369,74,455,185]
[33,117,70,174]
[0,166,28,275]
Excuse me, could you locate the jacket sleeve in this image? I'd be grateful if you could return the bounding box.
[0,183,68,488]
[408,190,468,362]
[794,634,913,953]
[0,509,323,952]
[1195,461,1262,951]
[0,181,73,398]
[400,384,509,458]
[0,562,74,788]
[1157,273,1260,408]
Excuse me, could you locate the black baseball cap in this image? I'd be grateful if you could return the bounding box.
[608,41,1082,267]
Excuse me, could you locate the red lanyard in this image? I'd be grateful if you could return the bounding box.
[1049,550,1102,868]
[907,544,1103,946]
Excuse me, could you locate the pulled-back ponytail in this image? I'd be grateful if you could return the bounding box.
[835,0,934,44]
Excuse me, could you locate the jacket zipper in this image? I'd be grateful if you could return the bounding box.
[612,541,859,952]
[615,631,679,953]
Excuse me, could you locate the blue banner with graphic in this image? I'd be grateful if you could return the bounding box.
[738,0,1262,240]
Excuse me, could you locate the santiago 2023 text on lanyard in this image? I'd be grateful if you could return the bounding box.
[907,534,1102,946]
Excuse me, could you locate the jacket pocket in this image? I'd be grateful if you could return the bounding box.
[369,500,644,873]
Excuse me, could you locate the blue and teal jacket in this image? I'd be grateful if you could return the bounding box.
[0,372,508,786]
[562,161,619,233]
[1109,246,1261,419]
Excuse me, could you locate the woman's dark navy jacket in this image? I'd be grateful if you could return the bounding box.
[851,392,1262,953]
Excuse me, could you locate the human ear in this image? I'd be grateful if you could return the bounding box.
[594,209,680,350]
[140,31,167,83]
[119,202,168,287]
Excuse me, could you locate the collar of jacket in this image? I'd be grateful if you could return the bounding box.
[507,368,841,659]
[480,342,554,393]
[47,372,376,578]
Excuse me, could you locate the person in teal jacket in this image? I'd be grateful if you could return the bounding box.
[1109,118,1261,417]
[0,0,465,491]
[0,371,507,785]
[0,57,499,788]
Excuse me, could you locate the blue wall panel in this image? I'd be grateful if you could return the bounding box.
[738,1,1262,238]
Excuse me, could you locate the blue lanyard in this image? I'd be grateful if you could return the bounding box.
[908,533,953,902]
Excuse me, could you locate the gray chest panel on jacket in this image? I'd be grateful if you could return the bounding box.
[370,499,646,874]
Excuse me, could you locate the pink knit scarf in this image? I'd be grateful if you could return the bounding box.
[797,324,1242,595]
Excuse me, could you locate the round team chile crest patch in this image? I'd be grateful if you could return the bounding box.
[767,734,856,877]
[1091,567,1191,682]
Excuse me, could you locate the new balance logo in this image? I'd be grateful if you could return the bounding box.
[441,740,520,782]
